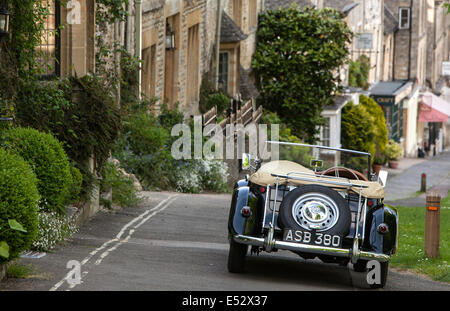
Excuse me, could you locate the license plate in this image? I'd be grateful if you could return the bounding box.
[283,229,342,248]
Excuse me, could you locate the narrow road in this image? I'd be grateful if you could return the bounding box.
[385,151,450,202]
[1,192,449,291]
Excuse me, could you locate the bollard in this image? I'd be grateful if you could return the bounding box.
[425,192,440,258]
[420,173,427,192]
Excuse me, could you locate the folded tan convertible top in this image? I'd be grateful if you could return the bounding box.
[249,160,385,199]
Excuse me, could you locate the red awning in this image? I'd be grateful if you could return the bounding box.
[419,92,450,123]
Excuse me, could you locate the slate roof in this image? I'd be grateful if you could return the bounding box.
[324,95,352,112]
[239,66,260,100]
[369,80,413,96]
[323,0,356,11]
[264,0,315,11]
[384,5,398,34]
[221,12,248,43]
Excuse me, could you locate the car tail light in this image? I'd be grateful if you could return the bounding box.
[241,206,252,218]
[377,223,389,234]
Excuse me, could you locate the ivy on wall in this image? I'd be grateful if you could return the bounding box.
[0,0,56,118]
[348,55,370,90]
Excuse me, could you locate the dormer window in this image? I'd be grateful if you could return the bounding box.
[399,7,410,29]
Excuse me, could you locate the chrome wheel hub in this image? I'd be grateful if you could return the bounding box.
[292,193,339,232]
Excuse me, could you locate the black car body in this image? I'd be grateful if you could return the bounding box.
[227,142,398,288]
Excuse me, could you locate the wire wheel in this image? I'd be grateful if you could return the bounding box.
[292,193,340,232]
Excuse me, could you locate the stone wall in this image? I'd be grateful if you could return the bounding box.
[426,1,450,90]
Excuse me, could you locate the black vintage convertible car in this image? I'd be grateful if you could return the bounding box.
[227,141,398,288]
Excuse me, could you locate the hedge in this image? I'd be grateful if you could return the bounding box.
[1,127,72,214]
[0,148,39,262]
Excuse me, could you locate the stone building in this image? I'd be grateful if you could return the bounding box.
[324,0,385,86]
[374,0,450,156]
[126,0,263,116]
[426,0,449,92]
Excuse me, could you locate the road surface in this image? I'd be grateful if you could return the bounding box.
[1,192,449,291]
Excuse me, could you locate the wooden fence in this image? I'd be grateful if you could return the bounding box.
[202,98,263,136]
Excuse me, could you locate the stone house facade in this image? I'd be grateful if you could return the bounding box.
[426,0,450,92]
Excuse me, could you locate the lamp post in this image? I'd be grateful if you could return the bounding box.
[165,21,175,50]
[0,0,9,38]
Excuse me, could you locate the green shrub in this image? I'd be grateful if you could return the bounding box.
[67,165,83,204]
[1,127,72,214]
[31,211,77,252]
[341,101,376,159]
[0,148,39,262]
[341,97,389,165]
[205,93,230,115]
[15,76,122,200]
[158,103,185,130]
[359,95,388,159]
[385,139,403,160]
[100,162,140,208]
[114,106,229,193]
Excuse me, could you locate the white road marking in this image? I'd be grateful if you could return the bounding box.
[126,239,229,251]
[49,194,178,291]
[93,196,178,266]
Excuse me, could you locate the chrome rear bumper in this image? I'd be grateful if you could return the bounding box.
[233,234,390,262]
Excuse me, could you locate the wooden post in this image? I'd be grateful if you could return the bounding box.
[425,192,441,258]
[420,173,427,192]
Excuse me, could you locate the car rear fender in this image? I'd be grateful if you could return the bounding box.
[366,205,398,255]
[228,182,259,236]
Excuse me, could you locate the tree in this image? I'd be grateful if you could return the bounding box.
[252,5,353,143]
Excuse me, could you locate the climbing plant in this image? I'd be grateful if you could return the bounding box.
[0,0,58,118]
[348,55,370,90]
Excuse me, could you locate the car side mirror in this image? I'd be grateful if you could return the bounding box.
[378,170,388,188]
[242,153,251,171]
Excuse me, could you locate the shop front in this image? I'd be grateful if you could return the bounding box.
[418,92,450,156]
[369,81,415,155]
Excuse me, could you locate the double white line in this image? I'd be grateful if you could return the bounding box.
[50,194,179,291]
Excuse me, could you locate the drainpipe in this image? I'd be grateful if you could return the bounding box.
[408,0,413,81]
[215,0,222,90]
[135,0,142,99]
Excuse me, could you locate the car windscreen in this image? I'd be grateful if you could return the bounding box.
[264,142,371,176]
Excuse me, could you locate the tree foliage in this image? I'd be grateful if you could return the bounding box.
[253,5,353,143]
[348,55,370,90]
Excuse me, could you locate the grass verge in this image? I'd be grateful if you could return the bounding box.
[389,191,449,283]
[6,263,34,279]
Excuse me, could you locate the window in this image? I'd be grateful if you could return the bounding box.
[321,117,331,147]
[186,24,200,105]
[37,0,60,78]
[399,8,410,29]
[249,0,258,29]
[142,45,156,99]
[232,0,242,28]
[219,52,229,94]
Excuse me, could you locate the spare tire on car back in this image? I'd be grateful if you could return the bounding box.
[278,185,351,237]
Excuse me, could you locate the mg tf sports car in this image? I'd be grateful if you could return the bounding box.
[227,141,398,288]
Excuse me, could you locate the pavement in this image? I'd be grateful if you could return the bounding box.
[0,191,449,291]
[384,150,450,205]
